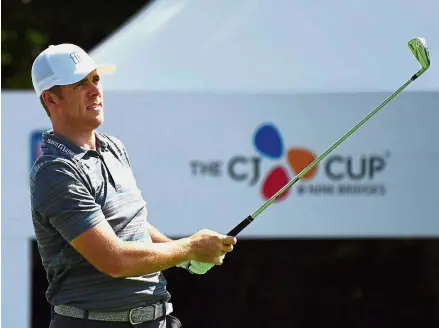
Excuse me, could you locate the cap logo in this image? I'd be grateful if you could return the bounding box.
[70,52,82,64]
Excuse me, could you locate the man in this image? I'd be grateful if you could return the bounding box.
[29,43,237,328]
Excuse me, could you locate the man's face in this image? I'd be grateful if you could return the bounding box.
[50,70,104,130]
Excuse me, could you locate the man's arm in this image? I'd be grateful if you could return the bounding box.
[147,222,173,243]
[70,220,231,277]
[32,161,236,278]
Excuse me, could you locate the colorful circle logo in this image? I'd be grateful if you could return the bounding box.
[253,123,318,201]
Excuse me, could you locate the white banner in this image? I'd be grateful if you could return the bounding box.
[3,91,439,238]
[2,90,439,327]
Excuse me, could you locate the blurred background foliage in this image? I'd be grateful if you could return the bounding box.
[1,0,152,89]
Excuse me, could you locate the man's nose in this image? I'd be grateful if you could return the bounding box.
[89,83,101,97]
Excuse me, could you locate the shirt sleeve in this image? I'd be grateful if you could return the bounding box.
[31,160,105,242]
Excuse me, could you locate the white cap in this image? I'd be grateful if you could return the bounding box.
[31,43,116,97]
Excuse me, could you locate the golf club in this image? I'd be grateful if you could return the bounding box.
[227,37,431,237]
[188,37,430,274]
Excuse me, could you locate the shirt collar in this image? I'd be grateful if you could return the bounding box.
[41,130,108,159]
[95,132,108,151]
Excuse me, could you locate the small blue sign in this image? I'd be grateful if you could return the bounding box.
[30,130,46,168]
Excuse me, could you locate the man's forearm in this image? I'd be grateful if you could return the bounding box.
[147,222,173,243]
[110,223,181,277]
[70,219,230,278]
[116,238,192,277]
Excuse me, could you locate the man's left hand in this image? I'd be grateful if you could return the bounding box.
[176,255,225,275]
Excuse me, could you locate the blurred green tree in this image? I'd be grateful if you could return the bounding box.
[1,0,151,89]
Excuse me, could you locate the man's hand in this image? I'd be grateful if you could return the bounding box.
[188,229,236,264]
[188,254,226,274]
[175,256,225,275]
[176,229,236,275]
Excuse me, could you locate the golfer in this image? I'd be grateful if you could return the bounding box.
[29,43,237,328]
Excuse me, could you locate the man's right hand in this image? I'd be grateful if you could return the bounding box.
[187,229,237,265]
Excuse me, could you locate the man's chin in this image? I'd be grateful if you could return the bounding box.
[87,115,104,130]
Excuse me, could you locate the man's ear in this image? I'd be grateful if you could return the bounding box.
[42,91,59,107]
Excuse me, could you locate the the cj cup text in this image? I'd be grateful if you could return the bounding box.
[190,152,389,197]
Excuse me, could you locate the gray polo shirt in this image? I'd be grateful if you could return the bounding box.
[30,130,170,311]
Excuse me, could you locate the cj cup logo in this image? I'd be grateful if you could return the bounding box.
[190,123,389,200]
[254,124,317,201]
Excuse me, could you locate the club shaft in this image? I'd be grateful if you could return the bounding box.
[227,72,422,237]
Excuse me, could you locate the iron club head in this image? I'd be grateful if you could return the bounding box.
[408,37,430,70]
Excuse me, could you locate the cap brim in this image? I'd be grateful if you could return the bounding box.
[96,64,116,75]
[48,63,117,89]
[36,63,117,97]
